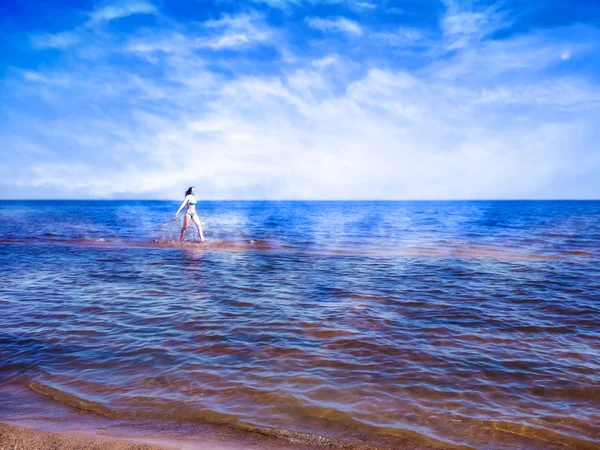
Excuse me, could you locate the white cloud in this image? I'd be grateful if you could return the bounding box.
[251,0,291,7]
[312,55,338,67]
[440,1,510,50]
[386,7,403,15]
[199,13,273,49]
[374,28,427,47]
[348,1,376,10]
[22,71,72,86]
[203,33,251,49]
[250,0,302,9]
[125,33,187,55]
[204,13,257,29]
[472,79,600,110]
[250,0,372,10]
[428,25,596,82]
[306,17,363,36]
[188,117,234,133]
[88,1,157,23]
[30,32,79,49]
[561,49,572,60]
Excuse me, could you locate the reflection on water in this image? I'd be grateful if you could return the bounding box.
[0,201,599,449]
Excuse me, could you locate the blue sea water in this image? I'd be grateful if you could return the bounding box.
[0,201,599,449]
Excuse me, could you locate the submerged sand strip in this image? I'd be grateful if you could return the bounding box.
[1,236,593,261]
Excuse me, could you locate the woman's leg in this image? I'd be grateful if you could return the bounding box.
[180,214,190,241]
[191,214,205,241]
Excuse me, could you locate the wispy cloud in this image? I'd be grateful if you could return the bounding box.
[125,33,187,56]
[306,17,362,36]
[373,28,428,47]
[21,70,73,86]
[251,0,373,10]
[28,1,160,59]
[250,0,302,9]
[312,55,338,67]
[88,0,157,23]
[440,0,510,50]
[200,13,273,49]
[30,32,79,49]
[348,1,376,11]
[432,25,595,79]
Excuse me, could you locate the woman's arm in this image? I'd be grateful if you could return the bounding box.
[175,196,189,216]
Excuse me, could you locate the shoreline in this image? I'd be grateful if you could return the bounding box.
[0,419,452,450]
[0,419,332,450]
[0,385,455,450]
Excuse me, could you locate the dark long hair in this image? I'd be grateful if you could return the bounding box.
[185,186,194,197]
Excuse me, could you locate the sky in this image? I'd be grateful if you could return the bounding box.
[1,0,599,200]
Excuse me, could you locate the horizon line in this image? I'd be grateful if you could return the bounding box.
[1,199,599,202]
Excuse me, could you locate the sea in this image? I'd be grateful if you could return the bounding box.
[0,200,598,449]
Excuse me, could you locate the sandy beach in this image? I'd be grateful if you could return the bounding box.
[0,422,166,450]
[0,421,332,450]
[0,420,457,450]
[0,419,333,450]
[0,420,461,450]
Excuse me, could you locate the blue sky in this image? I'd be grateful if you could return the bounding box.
[1,0,599,199]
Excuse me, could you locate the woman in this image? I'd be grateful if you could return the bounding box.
[176,187,205,242]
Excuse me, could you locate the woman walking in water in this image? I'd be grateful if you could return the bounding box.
[176,187,205,242]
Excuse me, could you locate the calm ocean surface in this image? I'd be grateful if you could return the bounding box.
[0,201,599,449]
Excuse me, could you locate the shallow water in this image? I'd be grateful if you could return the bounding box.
[1,201,599,449]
